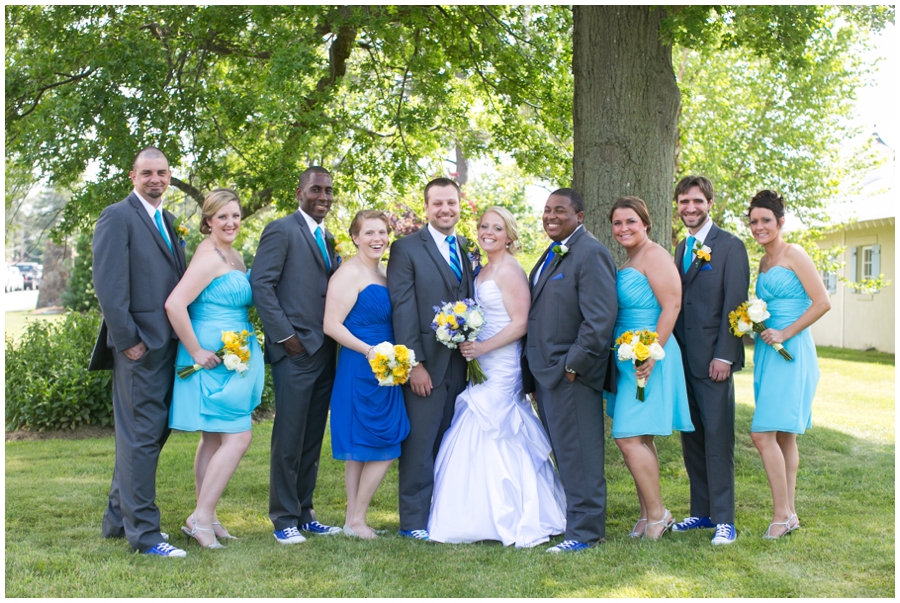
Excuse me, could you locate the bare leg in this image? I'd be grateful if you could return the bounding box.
[751,430,793,537]
[194,432,225,533]
[348,460,394,540]
[189,430,253,545]
[344,461,363,527]
[616,436,665,539]
[776,432,800,522]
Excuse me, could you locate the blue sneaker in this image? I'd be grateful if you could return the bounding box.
[711,523,737,545]
[274,526,307,545]
[546,540,590,554]
[398,529,429,541]
[143,542,186,558]
[672,516,715,532]
[299,521,342,535]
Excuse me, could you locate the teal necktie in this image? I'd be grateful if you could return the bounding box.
[154,209,173,254]
[683,235,695,274]
[315,225,332,270]
[446,236,462,282]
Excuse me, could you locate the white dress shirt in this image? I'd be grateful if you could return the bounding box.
[533,224,583,285]
[135,190,171,246]
[427,223,463,267]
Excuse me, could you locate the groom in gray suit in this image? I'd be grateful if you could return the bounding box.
[671,175,749,545]
[251,166,343,544]
[525,188,617,553]
[89,147,187,557]
[387,177,474,540]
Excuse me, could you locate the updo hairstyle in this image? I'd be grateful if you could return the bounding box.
[479,206,522,254]
[607,196,652,232]
[348,210,391,247]
[747,190,785,222]
[200,188,242,235]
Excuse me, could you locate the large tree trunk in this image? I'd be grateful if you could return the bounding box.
[573,6,681,264]
[36,240,69,309]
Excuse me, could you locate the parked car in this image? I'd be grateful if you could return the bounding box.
[13,263,41,290]
[5,264,24,292]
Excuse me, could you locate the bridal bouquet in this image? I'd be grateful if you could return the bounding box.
[368,342,418,386]
[178,330,251,379]
[614,330,665,401]
[729,299,793,361]
[431,299,488,384]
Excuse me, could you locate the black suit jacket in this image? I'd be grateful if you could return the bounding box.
[89,192,186,370]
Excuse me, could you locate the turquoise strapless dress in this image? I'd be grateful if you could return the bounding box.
[752,266,820,434]
[170,270,263,433]
[605,268,694,438]
[329,284,410,461]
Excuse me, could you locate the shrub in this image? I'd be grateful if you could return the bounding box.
[5,310,113,431]
[61,231,100,313]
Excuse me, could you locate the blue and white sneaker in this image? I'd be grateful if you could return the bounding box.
[299,521,342,535]
[672,516,715,532]
[143,542,186,558]
[711,523,737,545]
[274,526,307,545]
[546,540,590,554]
[398,529,429,541]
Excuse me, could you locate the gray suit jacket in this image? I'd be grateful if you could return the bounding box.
[89,192,186,370]
[525,227,618,393]
[673,223,750,379]
[387,227,473,387]
[251,211,337,364]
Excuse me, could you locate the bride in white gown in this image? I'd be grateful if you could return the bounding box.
[428,207,566,548]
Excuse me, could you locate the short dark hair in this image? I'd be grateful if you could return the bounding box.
[608,196,652,232]
[747,189,785,221]
[674,175,714,203]
[549,188,584,213]
[298,166,331,190]
[132,146,168,171]
[423,178,461,205]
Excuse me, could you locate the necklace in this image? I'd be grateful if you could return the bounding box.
[214,245,235,266]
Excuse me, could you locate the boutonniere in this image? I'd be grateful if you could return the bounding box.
[694,240,711,265]
[174,219,189,249]
[466,239,482,275]
[331,239,344,267]
[551,243,569,267]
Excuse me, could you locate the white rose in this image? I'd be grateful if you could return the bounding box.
[235,362,248,374]
[223,354,241,371]
[373,341,395,359]
[407,349,418,366]
[649,342,666,360]
[467,311,484,329]
[617,343,634,362]
[747,299,770,323]
[558,244,569,254]
[436,328,452,342]
[378,376,394,387]
[738,320,752,334]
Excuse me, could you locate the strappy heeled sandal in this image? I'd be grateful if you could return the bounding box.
[181,514,225,549]
[644,510,674,541]
[628,518,647,539]
[763,513,798,539]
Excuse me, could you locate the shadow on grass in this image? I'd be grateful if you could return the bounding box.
[814,345,894,366]
[5,404,895,597]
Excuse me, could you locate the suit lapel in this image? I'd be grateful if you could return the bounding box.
[532,228,586,301]
[420,228,459,294]
[129,195,178,270]
[294,212,329,272]
[162,209,187,275]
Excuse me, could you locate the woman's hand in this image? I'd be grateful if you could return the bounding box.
[635,358,656,382]
[459,341,484,360]
[760,328,785,345]
[191,348,221,370]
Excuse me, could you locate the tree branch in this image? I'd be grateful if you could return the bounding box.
[169,177,204,205]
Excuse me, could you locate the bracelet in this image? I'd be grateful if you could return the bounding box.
[365,345,375,358]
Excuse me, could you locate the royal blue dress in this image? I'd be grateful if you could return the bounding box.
[330,284,410,461]
[752,266,820,434]
[605,268,694,438]
[170,270,263,433]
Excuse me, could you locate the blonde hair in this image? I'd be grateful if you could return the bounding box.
[200,188,242,235]
[479,206,522,254]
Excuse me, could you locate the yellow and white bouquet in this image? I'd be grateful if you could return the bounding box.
[431,299,488,384]
[729,299,793,361]
[614,330,665,401]
[177,329,252,379]
[368,342,418,386]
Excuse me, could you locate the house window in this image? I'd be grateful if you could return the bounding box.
[821,269,837,294]
[861,246,874,280]
[849,244,882,294]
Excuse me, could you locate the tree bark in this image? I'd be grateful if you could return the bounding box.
[573,6,681,264]
[36,240,69,309]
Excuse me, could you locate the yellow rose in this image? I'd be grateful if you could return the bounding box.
[633,341,651,362]
[437,314,449,326]
[454,302,468,314]
[394,346,409,362]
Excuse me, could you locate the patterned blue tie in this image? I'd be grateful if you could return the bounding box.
[446,236,462,282]
[315,225,332,270]
[683,235,696,274]
[154,209,173,254]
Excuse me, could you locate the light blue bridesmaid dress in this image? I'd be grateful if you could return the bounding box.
[752,266,820,434]
[170,270,263,433]
[329,284,410,461]
[605,268,694,438]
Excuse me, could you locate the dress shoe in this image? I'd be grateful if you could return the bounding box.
[711,523,737,545]
[343,524,359,537]
[274,526,307,544]
[763,514,798,539]
[299,521,342,535]
[142,542,186,558]
[644,510,674,541]
[546,540,590,553]
[212,522,237,540]
[628,518,647,538]
[181,515,224,549]
[398,529,429,541]
[672,516,714,532]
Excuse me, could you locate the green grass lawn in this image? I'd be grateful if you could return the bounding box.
[5,346,894,597]
[4,310,64,341]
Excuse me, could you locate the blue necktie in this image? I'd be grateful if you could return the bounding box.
[540,242,556,279]
[154,209,173,254]
[683,235,696,274]
[446,236,462,282]
[315,225,332,270]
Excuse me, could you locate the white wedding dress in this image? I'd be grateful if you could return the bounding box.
[427,280,566,547]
